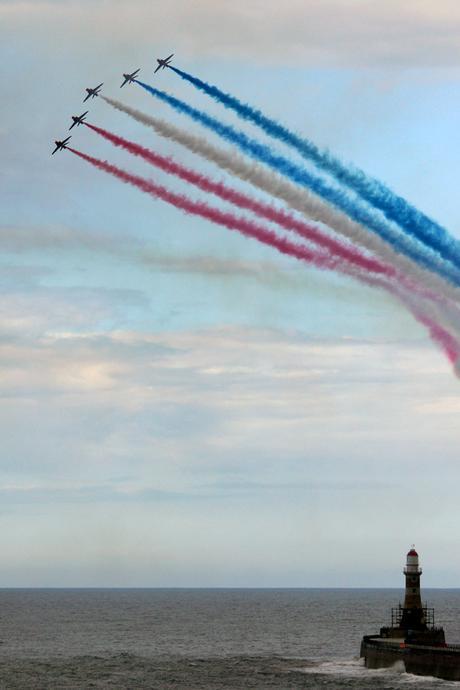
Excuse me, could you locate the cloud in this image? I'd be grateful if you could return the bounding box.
[0,284,149,337]
[0,224,289,272]
[0,224,137,254]
[3,0,460,67]
[0,323,458,585]
[0,224,365,296]
[0,324,455,473]
[139,251,317,286]
[0,481,199,504]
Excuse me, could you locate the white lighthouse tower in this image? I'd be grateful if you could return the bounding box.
[403,546,423,610]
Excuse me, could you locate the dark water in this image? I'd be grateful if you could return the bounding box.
[1,589,460,688]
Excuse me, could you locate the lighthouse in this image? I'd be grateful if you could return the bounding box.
[374,546,445,645]
[360,548,459,680]
[400,546,425,630]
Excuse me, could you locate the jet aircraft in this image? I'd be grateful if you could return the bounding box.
[83,83,103,102]
[52,136,71,155]
[154,53,173,73]
[120,68,140,87]
[69,111,88,130]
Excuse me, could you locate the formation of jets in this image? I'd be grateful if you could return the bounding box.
[52,54,174,154]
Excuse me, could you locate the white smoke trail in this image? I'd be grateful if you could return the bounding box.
[102,96,460,308]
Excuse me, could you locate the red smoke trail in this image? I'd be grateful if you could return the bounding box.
[420,317,459,364]
[379,279,460,365]
[68,147,460,368]
[68,147,342,271]
[83,122,394,278]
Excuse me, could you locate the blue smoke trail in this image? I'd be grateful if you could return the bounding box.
[169,66,460,272]
[134,80,460,288]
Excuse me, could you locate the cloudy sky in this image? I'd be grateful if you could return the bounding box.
[1,0,460,587]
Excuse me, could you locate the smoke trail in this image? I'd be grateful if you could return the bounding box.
[101,96,460,306]
[84,121,396,279]
[170,66,460,271]
[419,314,460,364]
[68,147,341,272]
[133,81,460,289]
[85,121,460,339]
[455,358,460,379]
[357,272,460,366]
[68,147,460,369]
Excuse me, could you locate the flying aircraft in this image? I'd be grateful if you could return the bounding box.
[69,111,88,130]
[52,136,71,155]
[154,53,173,73]
[120,68,140,88]
[83,83,103,102]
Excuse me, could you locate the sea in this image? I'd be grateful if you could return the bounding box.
[1,589,460,689]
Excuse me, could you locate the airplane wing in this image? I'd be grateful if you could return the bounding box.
[133,69,140,77]
[82,111,88,117]
[96,83,103,90]
[52,144,60,155]
[165,53,174,61]
[83,93,91,102]
[69,121,76,130]
[120,77,129,88]
[154,64,162,73]
[63,136,71,145]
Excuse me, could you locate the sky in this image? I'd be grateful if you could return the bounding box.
[1,0,460,587]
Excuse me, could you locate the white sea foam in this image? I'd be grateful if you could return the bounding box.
[300,657,456,686]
